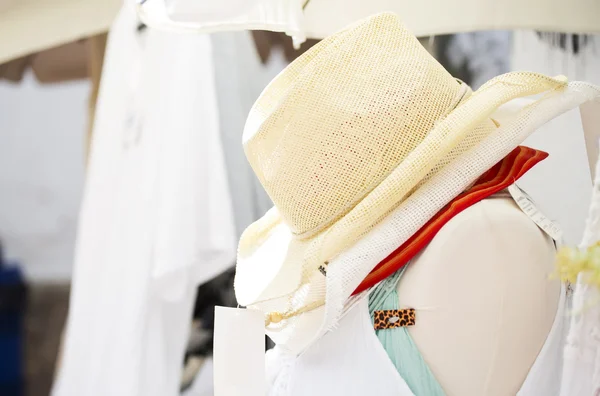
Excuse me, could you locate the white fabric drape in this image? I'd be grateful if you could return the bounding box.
[560,154,600,395]
[52,3,236,395]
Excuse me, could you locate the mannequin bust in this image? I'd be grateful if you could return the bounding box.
[303,0,600,39]
[397,196,560,395]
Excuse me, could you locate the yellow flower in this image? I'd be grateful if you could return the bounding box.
[555,242,600,288]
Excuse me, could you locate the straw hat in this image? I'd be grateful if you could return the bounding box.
[234,12,600,353]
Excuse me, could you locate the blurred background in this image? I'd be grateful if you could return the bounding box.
[0,2,598,395]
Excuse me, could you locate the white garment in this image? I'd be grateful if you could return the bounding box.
[266,195,568,396]
[53,3,236,396]
[561,122,600,395]
[560,279,600,395]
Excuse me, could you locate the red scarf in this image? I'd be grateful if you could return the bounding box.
[353,146,548,295]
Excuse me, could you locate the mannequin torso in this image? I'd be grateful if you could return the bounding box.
[398,196,560,395]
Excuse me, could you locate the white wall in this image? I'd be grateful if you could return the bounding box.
[0,72,88,281]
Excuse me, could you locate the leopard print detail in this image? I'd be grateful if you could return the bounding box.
[373,308,416,330]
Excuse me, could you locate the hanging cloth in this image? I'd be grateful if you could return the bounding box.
[52,3,236,396]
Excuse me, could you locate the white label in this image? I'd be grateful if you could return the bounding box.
[508,184,563,243]
[213,306,265,396]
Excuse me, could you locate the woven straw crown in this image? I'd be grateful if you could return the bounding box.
[243,13,463,237]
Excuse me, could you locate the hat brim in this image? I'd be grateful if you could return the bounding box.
[235,208,300,307]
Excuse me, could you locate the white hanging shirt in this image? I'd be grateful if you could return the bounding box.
[52,2,236,396]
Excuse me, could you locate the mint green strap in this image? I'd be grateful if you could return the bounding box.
[369,268,446,396]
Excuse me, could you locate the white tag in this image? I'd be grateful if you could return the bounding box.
[213,306,265,396]
[508,184,563,242]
